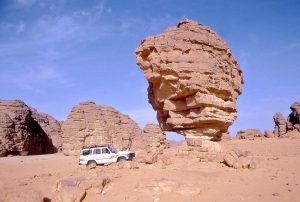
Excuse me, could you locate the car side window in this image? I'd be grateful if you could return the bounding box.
[82,149,91,156]
[93,149,101,155]
[102,148,110,154]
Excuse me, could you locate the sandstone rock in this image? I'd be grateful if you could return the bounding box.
[223,148,256,169]
[264,130,275,138]
[54,176,110,202]
[0,100,57,156]
[135,19,243,146]
[273,112,287,137]
[141,123,169,154]
[287,102,300,132]
[4,188,44,202]
[221,132,232,141]
[30,108,63,152]
[62,101,142,156]
[236,129,263,140]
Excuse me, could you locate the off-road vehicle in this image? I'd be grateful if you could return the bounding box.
[79,145,135,167]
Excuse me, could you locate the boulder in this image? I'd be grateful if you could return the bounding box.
[236,129,263,140]
[0,100,57,156]
[3,188,44,202]
[223,148,256,169]
[135,18,243,146]
[273,112,287,137]
[62,101,142,156]
[54,176,110,202]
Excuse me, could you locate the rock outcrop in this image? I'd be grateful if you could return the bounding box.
[236,129,263,140]
[142,124,169,153]
[223,148,257,169]
[133,123,169,164]
[273,112,287,137]
[30,108,63,152]
[264,130,275,138]
[287,102,300,131]
[0,100,59,156]
[135,19,243,147]
[62,102,143,156]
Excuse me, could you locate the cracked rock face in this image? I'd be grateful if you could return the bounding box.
[62,102,142,156]
[0,100,59,156]
[135,19,243,145]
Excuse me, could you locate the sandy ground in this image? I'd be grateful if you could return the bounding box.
[0,137,300,202]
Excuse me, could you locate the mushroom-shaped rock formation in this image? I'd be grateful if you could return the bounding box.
[135,19,243,146]
[62,101,143,156]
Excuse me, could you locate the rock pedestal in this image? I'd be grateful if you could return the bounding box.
[273,112,287,137]
[136,19,243,147]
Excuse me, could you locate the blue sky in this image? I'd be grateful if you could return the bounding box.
[1,0,299,140]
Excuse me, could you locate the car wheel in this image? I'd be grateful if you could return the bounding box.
[87,160,97,169]
[117,157,127,162]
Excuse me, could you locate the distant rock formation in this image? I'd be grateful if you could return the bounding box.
[287,102,300,131]
[221,133,232,141]
[0,100,60,156]
[273,112,287,137]
[264,130,275,138]
[62,102,143,156]
[273,102,300,137]
[135,19,243,147]
[142,124,169,153]
[236,129,262,140]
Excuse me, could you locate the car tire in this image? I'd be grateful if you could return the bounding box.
[117,156,127,162]
[87,160,97,169]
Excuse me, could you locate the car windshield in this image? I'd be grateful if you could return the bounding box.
[108,146,117,153]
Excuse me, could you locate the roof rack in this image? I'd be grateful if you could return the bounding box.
[81,144,110,149]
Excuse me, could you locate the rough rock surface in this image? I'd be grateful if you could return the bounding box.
[30,108,63,152]
[223,148,257,169]
[264,130,275,138]
[273,112,287,137]
[132,124,169,164]
[236,129,263,140]
[62,101,142,156]
[287,102,300,132]
[0,100,58,156]
[221,132,232,141]
[142,124,169,153]
[54,176,110,202]
[135,19,243,146]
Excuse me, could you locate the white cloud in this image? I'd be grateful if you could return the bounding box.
[0,66,72,90]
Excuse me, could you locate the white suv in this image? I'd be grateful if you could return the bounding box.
[79,145,135,167]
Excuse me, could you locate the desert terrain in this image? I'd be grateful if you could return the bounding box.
[0,136,299,202]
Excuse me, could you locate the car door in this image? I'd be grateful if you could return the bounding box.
[92,148,102,163]
[99,147,115,163]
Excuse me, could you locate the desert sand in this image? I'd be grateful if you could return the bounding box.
[0,137,299,202]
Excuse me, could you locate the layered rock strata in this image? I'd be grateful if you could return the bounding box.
[62,102,142,156]
[136,19,243,146]
[0,100,59,156]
